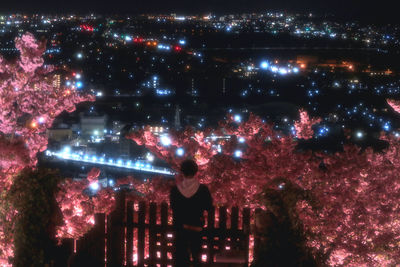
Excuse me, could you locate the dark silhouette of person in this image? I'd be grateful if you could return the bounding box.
[170,159,212,267]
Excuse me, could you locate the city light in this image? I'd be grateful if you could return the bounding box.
[44,148,174,175]
[160,135,172,146]
[29,120,38,128]
[356,131,364,139]
[146,153,155,162]
[234,150,243,158]
[271,66,279,73]
[234,115,242,123]
[63,146,71,154]
[278,68,288,75]
[76,53,83,59]
[260,61,269,69]
[176,148,185,156]
[89,182,100,191]
[38,117,45,124]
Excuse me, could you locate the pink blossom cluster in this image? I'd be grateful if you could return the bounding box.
[0,33,94,262]
[62,110,400,265]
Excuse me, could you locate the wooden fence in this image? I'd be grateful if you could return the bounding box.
[61,192,251,266]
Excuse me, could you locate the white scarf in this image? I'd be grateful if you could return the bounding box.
[177,178,200,198]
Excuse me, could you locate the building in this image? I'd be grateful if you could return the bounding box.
[80,113,108,138]
[47,128,73,142]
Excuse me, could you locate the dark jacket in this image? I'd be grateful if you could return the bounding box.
[170,184,212,229]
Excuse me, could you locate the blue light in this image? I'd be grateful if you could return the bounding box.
[63,146,71,154]
[176,148,185,156]
[278,68,288,75]
[38,117,46,124]
[125,36,132,41]
[160,135,171,146]
[234,115,242,123]
[179,40,186,45]
[238,137,245,143]
[76,81,83,88]
[383,124,390,131]
[89,182,100,191]
[92,156,97,162]
[260,61,269,69]
[293,67,299,73]
[117,160,123,165]
[234,150,242,158]
[271,66,279,73]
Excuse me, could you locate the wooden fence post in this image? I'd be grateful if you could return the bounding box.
[243,207,251,265]
[56,238,74,267]
[93,213,106,265]
[160,202,169,266]
[126,201,134,267]
[61,201,252,267]
[206,206,215,263]
[137,201,146,267]
[230,206,239,250]
[149,202,157,265]
[107,191,126,267]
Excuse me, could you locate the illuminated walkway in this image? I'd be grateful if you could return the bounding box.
[45,150,174,176]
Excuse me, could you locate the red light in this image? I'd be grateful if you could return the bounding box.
[80,24,94,32]
[174,46,182,52]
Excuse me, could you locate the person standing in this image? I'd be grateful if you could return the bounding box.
[170,159,213,267]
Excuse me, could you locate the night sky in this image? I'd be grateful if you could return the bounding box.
[0,0,397,23]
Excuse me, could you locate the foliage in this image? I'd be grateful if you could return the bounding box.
[0,32,94,263]
[8,168,62,267]
[251,177,318,266]
[1,32,400,266]
[58,110,400,266]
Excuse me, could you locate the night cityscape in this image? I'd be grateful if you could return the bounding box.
[1,1,400,266]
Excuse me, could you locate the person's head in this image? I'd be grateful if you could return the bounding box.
[180,159,198,178]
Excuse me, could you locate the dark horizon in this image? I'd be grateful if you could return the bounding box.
[0,0,397,24]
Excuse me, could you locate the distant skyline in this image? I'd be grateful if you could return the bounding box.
[0,0,397,24]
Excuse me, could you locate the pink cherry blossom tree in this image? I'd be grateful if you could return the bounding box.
[0,32,94,263]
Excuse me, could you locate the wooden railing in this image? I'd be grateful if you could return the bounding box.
[61,192,251,266]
